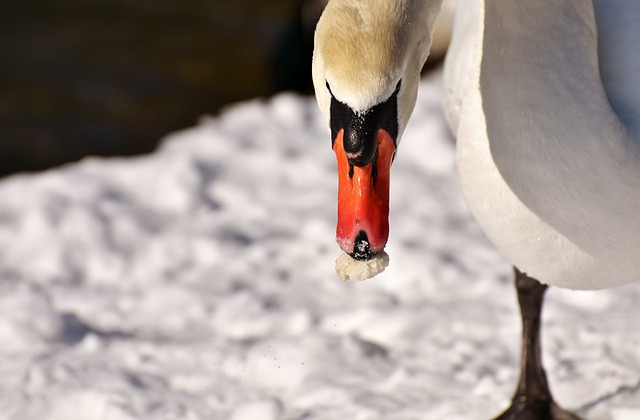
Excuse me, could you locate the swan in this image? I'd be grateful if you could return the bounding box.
[312,0,640,418]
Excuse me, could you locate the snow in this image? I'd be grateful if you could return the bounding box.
[0,72,639,419]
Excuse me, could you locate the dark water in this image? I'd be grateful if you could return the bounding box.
[0,0,309,177]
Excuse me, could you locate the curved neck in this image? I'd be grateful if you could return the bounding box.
[478,1,640,253]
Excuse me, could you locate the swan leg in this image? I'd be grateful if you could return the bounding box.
[494,268,581,420]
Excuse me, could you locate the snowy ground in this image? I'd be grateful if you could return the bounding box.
[0,72,639,420]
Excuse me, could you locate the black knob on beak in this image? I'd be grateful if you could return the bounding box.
[343,110,378,167]
[328,80,401,167]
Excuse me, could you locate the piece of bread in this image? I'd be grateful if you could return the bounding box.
[335,250,389,280]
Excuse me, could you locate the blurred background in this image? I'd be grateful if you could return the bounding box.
[0,0,451,178]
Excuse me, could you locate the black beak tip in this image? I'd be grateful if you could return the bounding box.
[350,230,375,261]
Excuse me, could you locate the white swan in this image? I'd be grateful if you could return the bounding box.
[312,0,640,418]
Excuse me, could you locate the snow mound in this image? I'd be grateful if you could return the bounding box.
[0,72,638,419]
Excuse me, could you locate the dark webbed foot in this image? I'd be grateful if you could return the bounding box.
[494,268,583,420]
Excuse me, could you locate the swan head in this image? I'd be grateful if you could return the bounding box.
[312,0,440,259]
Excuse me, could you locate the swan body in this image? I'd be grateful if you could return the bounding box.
[449,0,640,289]
[314,0,640,290]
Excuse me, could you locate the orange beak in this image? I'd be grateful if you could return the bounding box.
[333,128,396,259]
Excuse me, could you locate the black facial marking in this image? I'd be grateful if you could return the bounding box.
[329,81,400,167]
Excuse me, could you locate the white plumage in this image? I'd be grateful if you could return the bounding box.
[448,1,640,289]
